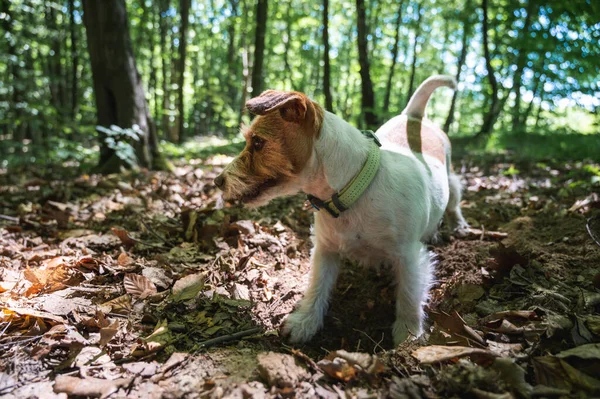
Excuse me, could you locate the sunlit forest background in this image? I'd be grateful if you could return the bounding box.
[1,0,599,171]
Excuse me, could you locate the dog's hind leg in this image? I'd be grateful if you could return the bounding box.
[392,242,435,345]
[445,173,469,236]
[282,246,340,343]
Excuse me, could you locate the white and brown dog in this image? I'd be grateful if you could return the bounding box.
[214,75,468,345]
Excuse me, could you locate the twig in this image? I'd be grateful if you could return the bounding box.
[268,289,298,312]
[0,335,42,348]
[0,321,11,339]
[289,348,321,373]
[195,327,262,350]
[587,216,600,247]
[0,214,19,223]
[353,328,386,354]
[139,218,173,247]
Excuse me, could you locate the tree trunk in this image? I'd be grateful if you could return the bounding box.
[251,0,268,97]
[511,0,536,133]
[533,89,545,130]
[355,0,378,128]
[443,7,472,133]
[521,74,543,130]
[238,0,251,126]
[158,0,172,139]
[46,3,66,113]
[226,0,239,102]
[82,0,166,172]
[477,0,501,137]
[383,1,404,112]
[322,0,333,112]
[176,0,190,143]
[1,0,24,139]
[282,0,295,90]
[68,0,79,120]
[405,2,423,106]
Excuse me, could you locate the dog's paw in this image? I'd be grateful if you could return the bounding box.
[281,310,323,344]
[392,319,422,346]
[453,223,470,238]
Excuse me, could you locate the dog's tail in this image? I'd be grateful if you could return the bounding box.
[402,75,457,119]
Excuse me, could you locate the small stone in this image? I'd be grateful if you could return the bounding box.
[231,220,256,235]
[257,352,309,388]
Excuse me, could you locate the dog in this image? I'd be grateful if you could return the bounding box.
[214,75,469,345]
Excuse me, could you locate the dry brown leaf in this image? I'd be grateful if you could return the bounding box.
[3,308,66,324]
[76,257,100,271]
[117,252,134,266]
[23,266,83,296]
[99,320,120,346]
[412,345,498,364]
[100,294,132,314]
[111,227,137,248]
[80,310,110,331]
[124,273,157,299]
[53,375,132,398]
[44,256,71,269]
[318,358,358,382]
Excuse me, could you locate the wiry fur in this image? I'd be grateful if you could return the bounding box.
[215,76,468,346]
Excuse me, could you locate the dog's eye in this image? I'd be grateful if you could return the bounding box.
[252,136,265,151]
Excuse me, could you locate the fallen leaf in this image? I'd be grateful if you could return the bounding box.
[111,227,136,248]
[99,320,120,346]
[412,345,498,364]
[233,283,250,301]
[124,273,157,298]
[142,267,172,289]
[171,273,205,302]
[117,252,134,266]
[318,350,385,382]
[53,375,131,398]
[556,343,600,360]
[100,294,132,314]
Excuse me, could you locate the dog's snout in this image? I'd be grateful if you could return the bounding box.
[214,174,225,189]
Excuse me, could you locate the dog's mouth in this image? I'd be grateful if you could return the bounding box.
[240,178,279,204]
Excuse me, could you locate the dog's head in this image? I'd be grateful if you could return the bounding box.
[214,90,324,207]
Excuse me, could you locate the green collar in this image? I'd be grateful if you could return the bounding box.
[307,130,381,218]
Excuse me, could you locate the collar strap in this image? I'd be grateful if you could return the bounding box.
[308,130,381,218]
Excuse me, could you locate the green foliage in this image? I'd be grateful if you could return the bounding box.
[0,0,598,169]
[96,125,142,168]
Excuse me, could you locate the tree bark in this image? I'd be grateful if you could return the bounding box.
[322,0,333,112]
[158,0,172,139]
[68,0,79,120]
[477,0,501,137]
[82,0,165,172]
[251,0,268,97]
[176,0,190,143]
[355,0,378,128]
[511,0,536,133]
[1,0,24,139]
[405,2,423,106]
[226,0,239,102]
[443,5,472,133]
[521,74,543,130]
[383,1,404,112]
[46,2,66,113]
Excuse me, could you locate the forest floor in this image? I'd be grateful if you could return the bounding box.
[1,150,600,398]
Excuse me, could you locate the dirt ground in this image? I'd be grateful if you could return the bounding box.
[1,154,599,398]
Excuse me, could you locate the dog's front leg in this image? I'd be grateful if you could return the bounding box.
[282,245,340,343]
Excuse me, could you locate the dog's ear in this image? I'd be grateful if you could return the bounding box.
[246,90,307,123]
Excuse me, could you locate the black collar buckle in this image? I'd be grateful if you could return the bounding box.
[307,194,339,218]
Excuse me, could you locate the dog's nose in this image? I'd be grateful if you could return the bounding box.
[214,174,225,188]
